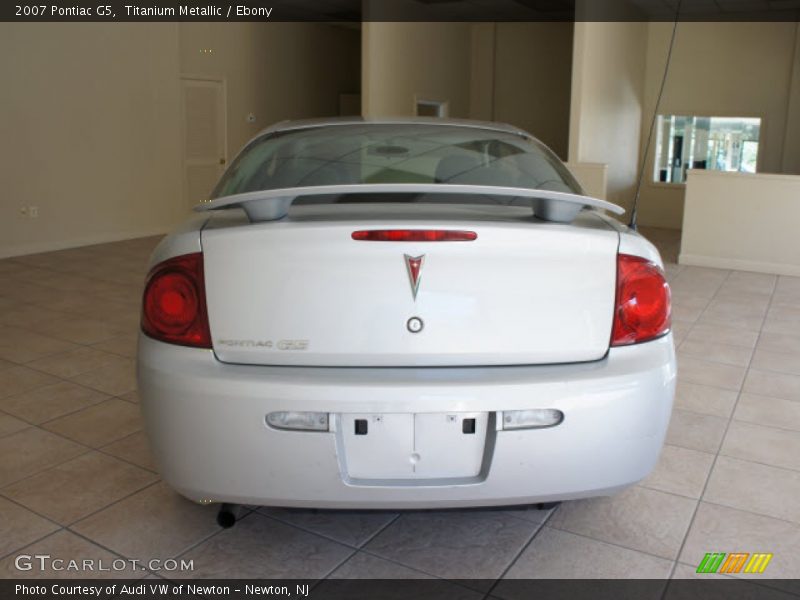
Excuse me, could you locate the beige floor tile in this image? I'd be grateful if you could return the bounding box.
[1,452,157,525]
[721,421,800,472]
[706,293,770,313]
[72,482,219,561]
[0,496,60,558]
[365,510,539,582]
[101,431,158,472]
[749,348,800,377]
[743,369,800,402]
[0,530,141,578]
[0,326,79,363]
[0,366,60,400]
[26,347,124,379]
[668,282,720,300]
[91,333,138,358]
[29,290,102,315]
[666,409,728,453]
[501,526,673,579]
[69,357,136,396]
[756,332,800,356]
[0,411,30,437]
[118,390,140,403]
[766,302,800,321]
[258,508,397,548]
[677,355,746,391]
[670,290,712,309]
[671,303,704,323]
[678,340,753,367]
[670,320,693,346]
[79,296,139,318]
[722,270,777,291]
[673,382,738,418]
[672,265,729,285]
[0,280,54,304]
[0,305,73,329]
[684,323,760,349]
[704,456,800,524]
[776,275,800,295]
[548,486,697,560]
[0,428,86,487]
[734,392,800,432]
[0,381,109,425]
[328,552,437,579]
[29,316,125,346]
[680,502,800,580]
[43,398,142,448]
[100,313,140,334]
[695,313,766,333]
[640,445,715,499]
[176,512,352,579]
[761,316,800,337]
[773,290,800,307]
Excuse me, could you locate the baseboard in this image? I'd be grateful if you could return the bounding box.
[0,227,170,259]
[679,253,800,277]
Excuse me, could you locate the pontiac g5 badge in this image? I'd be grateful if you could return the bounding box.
[404,254,425,300]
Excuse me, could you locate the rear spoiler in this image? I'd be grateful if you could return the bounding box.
[194,184,625,224]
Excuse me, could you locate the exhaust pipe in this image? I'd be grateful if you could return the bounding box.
[217,503,241,528]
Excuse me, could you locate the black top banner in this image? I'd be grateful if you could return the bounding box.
[3,0,800,22]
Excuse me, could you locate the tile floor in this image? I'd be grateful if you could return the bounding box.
[0,228,799,592]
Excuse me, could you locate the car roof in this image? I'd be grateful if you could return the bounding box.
[257,116,533,139]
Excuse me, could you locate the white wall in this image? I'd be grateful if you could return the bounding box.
[680,170,800,276]
[180,23,360,158]
[362,22,472,118]
[637,21,800,229]
[0,23,360,258]
[0,23,183,258]
[363,22,572,159]
[492,23,573,159]
[568,21,648,215]
[566,163,608,199]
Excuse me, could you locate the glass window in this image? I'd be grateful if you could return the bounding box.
[653,115,761,183]
[212,123,583,199]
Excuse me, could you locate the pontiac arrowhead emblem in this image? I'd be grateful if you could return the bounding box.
[404,254,425,300]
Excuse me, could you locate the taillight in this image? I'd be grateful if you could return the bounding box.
[611,254,671,346]
[352,229,477,242]
[141,253,211,348]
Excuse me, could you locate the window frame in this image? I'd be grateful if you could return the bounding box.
[647,110,766,189]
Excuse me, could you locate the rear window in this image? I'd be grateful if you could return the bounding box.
[212,123,583,199]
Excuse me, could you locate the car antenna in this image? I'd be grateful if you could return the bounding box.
[629,1,682,231]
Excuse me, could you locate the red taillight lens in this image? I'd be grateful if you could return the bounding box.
[352,229,477,242]
[611,254,671,346]
[141,253,211,348]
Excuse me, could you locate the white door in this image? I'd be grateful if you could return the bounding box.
[181,78,226,208]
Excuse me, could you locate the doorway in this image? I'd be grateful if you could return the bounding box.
[181,77,226,208]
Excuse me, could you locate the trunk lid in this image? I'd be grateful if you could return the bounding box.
[201,205,619,367]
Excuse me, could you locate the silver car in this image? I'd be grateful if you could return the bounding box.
[137,118,675,518]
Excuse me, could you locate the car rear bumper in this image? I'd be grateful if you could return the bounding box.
[137,333,676,509]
